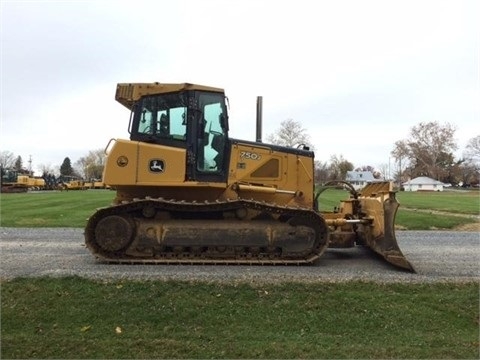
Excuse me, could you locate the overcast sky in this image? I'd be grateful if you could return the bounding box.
[1,0,479,175]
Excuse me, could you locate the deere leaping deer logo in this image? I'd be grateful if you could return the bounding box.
[149,159,165,173]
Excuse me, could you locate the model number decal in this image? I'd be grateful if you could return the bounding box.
[240,151,262,160]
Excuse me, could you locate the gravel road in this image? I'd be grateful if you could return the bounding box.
[1,228,478,284]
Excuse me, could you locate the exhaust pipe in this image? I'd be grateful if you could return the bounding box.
[256,96,262,142]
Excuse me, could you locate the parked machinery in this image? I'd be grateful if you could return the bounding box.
[85,83,414,272]
[0,169,45,192]
[0,169,28,193]
[58,176,86,190]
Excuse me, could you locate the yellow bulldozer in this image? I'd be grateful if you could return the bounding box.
[85,82,414,272]
[58,176,86,190]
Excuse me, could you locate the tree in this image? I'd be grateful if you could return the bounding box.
[60,157,74,176]
[75,149,105,180]
[328,154,354,180]
[377,163,390,180]
[390,140,410,185]
[266,118,314,149]
[464,135,480,165]
[391,121,457,180]
[0,151,15,169]
[14,156,23,172]
[314,160,329,184]
[38,163,58,177]
[458,161,479,186]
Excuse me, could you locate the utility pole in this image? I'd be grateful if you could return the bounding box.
[388,157,391,181]
[28,155,33,176]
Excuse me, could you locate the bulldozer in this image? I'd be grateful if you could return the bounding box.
[85,82,414,272]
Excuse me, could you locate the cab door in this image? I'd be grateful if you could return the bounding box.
[190,92,229,183]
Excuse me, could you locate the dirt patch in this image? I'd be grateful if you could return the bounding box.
[453,222,480,232]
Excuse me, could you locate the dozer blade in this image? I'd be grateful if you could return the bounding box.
[360,185,415,272]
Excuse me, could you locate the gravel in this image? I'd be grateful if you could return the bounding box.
[1,227,479,284]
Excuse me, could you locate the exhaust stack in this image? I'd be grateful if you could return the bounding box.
[256,96,263,142]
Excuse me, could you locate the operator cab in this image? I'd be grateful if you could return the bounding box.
[126,86,230,183]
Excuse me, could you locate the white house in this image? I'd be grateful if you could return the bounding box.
[402,176,446,192]
[345,171,375,190]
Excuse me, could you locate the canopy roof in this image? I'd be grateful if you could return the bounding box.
[115,82,225,110]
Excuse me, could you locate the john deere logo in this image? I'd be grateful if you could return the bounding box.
[149,159,165,173]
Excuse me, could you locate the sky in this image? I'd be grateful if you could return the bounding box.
[1,0,479,176]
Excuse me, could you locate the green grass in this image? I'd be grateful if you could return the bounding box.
[396,190,480,215]
[395,190,479,230]
[395,209,476,230]
[0,190,115,227]
[316,187,351,211]
[1,277,478,359]
[1,191,479,359]
[1,188,478,230]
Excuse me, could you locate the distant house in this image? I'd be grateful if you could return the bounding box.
[345,171,375,190]
[402,176,446,192]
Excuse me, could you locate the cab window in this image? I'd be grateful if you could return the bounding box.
[134,94,187,141]
[197,93,227,172]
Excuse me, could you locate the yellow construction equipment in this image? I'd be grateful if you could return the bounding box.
[85,82,414,271]
[0,170,45,192]
[59,176,86,190]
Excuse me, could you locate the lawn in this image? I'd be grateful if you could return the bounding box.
[1,189,479,359]
[396,190,480,215]
[1,277,478,359]
[0,190,115,228]
[1,188,478,230]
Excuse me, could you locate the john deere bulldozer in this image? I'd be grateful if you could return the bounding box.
[85,82,414,272]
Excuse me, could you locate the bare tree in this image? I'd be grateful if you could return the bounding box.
[390,140,410,184]
[38,163,58,177]
[314,160,329,184]
[391,121,457,180]
[458,161,479,186]
[266,119,314,149]
[0,151,15,169]
[328,154,354,180]
[355,165,375,172]
[75,149,105,180]
[464,135,480,165]
[377,163,390,180]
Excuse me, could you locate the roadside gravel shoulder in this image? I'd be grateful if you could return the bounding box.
[1,228,479,284]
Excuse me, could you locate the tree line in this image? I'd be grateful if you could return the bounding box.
[268,119,479,187]
[0,149,105,182]
[2,120,479,187]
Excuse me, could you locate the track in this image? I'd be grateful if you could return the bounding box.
[1,228,478,283]
[85,198,329,265]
